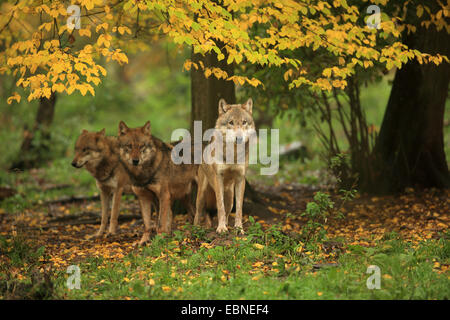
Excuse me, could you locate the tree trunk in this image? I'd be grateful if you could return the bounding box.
[370,23,450,193]
[190,46,235,133]
[10,93,57,170]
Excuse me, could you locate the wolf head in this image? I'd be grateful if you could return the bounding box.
[118,121,155,167]
[72,129,107,168]
[215,98,256,144]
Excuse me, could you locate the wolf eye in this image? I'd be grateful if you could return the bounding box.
[229,120,234,126]
[242,120,247,125]
[83,148,89,153]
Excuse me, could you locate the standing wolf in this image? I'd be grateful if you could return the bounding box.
[72,129,140,238]
[194,98,256,234]
[117,121,198,245]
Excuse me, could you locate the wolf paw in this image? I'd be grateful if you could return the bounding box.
[193,217,201,226]
[135,238,150,247]
[205,216,213,229]
[105,229,118,238]
[87,230,105,239]
[216,225,228,234]
[234,226,245,235]
[132,240,144,248]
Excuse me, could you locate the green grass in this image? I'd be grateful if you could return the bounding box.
[1,226,448,299]
[0,157,99,214]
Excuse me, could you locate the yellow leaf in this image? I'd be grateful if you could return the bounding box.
[283,69,293,81]
[117,26,131,35]
[200,242,213,249]
[84,0,95,11]
[416,6,424,18]
[183,60,192,71]
[7,92,21,104]
[322,68,332,78]
[96,23,109,33]
[79,29,91,37]
[52,83,65,93]
[42,87,52,99]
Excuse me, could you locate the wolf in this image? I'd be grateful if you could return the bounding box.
[194,98,256,234]
[71,129,148,238]
[117,121,198,245]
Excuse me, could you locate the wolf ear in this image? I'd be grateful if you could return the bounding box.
[218,98,229,115]
[98,128,106,136]
[81,129,88,134]
[118,121,129,136]
[242,98,253,114]
[142,121,151,135]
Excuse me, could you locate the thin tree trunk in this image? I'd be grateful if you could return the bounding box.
[10,93,57,170]
[371,23,450,193]
[190,45,235,133]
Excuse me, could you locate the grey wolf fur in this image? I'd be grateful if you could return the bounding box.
[72,129,142,237]
[118,121,198,245]
[194,98,255,234]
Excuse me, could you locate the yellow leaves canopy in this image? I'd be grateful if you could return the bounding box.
[0,0,448,103]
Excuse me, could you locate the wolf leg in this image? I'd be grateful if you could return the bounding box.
[133,187,153,246]
[93,187,112,238]
[182,195,195,224]
[194,172,208,226]
[215,173,228,234]
[157,191,172,235]
[224,184,234,226]
[205,193,213,229]
[234,176,245,233]
[107,187,123,236]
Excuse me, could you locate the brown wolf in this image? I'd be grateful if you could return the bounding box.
[194,98,256,234]
[72,129,144,238]
[117,121,198,245]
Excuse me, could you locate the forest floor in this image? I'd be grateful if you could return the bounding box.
[0,168,449,299]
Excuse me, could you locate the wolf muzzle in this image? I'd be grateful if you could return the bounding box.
[71,160,81,168]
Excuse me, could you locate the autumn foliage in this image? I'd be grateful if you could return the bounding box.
[1,0,448,104]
